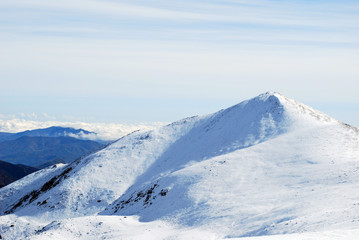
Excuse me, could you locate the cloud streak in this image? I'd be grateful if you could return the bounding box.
[2,0,358,28]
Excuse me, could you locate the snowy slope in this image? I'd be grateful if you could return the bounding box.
[0,164,67,213]
[1,92,358,239]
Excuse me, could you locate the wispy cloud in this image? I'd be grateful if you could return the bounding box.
[2,0,359,26]
[2,0,358,40]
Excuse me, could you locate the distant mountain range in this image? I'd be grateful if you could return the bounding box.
[0,126,107,187]
[0,160,38,188]
[0,126,97,143]
[0,136,104,168]
[1,92,358,239]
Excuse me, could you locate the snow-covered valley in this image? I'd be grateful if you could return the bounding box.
[1,92,358,239]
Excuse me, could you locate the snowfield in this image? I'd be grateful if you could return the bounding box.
[1,92,358,239]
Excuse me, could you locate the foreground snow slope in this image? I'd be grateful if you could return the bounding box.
[3,214,359,240]
[1,92,358,239]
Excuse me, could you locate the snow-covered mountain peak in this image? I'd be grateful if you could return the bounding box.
[247,92,338,128]
[250,91,281,100]
[1,92,358,240]
[0,92,338,219]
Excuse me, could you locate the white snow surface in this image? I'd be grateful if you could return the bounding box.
[1,92,358,239]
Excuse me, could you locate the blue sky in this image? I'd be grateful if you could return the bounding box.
[0,0,358,125]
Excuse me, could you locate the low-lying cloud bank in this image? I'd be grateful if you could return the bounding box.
[0,118,165,141]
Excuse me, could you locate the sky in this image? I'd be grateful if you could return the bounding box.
[0,0,358,128]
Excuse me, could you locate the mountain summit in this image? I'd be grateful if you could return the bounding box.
[1,92,358,239]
